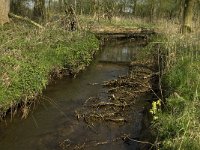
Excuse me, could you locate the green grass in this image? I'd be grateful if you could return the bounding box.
[151,27,200,150]
[0,21,99,115]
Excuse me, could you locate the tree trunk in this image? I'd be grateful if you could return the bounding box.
[74,0,77,13]
[93,0,97,18]
[0,0,10,24]
[33,0,46,23]
[178,0,184,23]
[181,0,196,33]
[59,0,63,11]
[10,0,23,15]
[133,0,137,16]
[149,0,155,23]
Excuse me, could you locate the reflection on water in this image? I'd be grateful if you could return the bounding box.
[99,40,146,63]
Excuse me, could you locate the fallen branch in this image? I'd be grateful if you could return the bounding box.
[9,13,45,29]
[60,136,122,149]
[105,117,127,123]
[122,134,154,146]
[87,102,130,108]
[94,136,121,146]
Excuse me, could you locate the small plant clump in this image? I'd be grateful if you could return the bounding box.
[149,99,161,120]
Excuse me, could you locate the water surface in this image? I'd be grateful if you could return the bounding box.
[0,40,151,150]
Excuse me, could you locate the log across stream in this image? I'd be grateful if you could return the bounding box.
[0,38,158,150]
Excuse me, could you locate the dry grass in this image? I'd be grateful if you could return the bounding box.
[150,20,200,150]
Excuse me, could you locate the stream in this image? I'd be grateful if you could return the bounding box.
[0,39,155,150]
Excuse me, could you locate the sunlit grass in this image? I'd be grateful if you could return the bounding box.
[151,20,200,150]
[0,20,99,115]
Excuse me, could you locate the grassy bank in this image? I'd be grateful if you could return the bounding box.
[151,22,200,149]
[0,21,99,117]
[0,15,151,118]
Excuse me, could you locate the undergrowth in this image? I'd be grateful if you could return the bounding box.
[0,20,98,116]
[79,15,155,30]
[151,23,200,150]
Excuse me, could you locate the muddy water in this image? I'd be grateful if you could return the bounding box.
[0,40,152,150]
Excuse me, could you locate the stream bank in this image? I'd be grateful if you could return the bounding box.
[0,22,99,118]
[150,31,200,150]
[0,36,159,150]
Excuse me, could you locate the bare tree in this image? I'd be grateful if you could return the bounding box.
[181,0,196,33]
[0,0,10,24]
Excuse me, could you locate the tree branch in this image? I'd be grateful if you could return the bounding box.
[8,13,45,29]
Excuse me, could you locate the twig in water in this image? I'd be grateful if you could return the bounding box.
[122,134,154,146]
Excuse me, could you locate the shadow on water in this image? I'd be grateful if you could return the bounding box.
[0,40,153,150]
